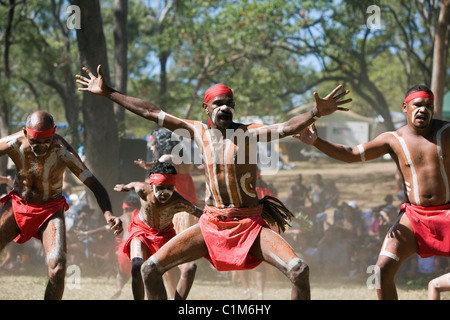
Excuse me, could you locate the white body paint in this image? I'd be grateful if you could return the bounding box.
[45,216,66,264]
[357,144,366,162]
[389,132,421,205]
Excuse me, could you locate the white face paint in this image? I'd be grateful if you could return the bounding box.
[152,185,174,203]
[411,106,432,126]
[211,105,235,126]
[29,141,52,157]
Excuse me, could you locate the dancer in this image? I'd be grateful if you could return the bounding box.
[0,111,122,299]
[114,161,202,300]
[76,64,351,300]
[297,85,450,299]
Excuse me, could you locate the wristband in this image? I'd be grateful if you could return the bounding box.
[310,109,321,120]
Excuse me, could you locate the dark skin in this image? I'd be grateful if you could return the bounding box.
[0,111,122,299]
[76,64,352,300]
[114,181,201,300]
[297,94,449,299]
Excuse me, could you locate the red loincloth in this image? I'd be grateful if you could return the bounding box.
[0,191,68,244]
[402,203,450,258]
[123,213,176,261]
[115,210,139,275]
[198,205,268,271]
[116,238,131,275]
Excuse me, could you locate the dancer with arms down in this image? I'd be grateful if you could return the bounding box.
[76,65,351,300]
[0,111,123,299]
[297,85,450,300]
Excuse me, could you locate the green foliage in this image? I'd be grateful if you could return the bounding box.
[0,0,447,137]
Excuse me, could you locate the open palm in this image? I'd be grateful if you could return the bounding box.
[314,84,352,116]
[76,65,107,96]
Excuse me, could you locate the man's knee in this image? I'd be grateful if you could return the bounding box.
[131,257,144,278]
[47,256,66,282]
[140,256,164,282]
[287,258,309,285]
[376,256,398,279]
[181,263,197,279]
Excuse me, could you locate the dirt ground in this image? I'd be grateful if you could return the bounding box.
[0,159,448,300]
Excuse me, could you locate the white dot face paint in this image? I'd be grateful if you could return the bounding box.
[152,185,174,203]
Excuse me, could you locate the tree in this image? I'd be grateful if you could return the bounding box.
[431,0,450,118]
[113,0,128,137]
[74,0,120,212]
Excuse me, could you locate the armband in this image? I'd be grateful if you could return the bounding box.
[310,109,320,120]
[158,111,166,126]
[357,144,366,162]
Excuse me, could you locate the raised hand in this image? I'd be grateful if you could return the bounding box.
[314,85,351,117]
[76,64,108,96]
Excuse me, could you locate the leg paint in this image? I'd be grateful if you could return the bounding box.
[42,215,67,300]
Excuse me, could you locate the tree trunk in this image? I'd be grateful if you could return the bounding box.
[113,0,128,138]
[74,0,120,214]
[0,96,10,175]
[431,0,450,119]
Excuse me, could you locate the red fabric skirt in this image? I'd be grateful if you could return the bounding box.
[402,203,450,258]
[0,191,68,244]
[123,213,176,261]
[116,239,131,275]
[198,205,268,271]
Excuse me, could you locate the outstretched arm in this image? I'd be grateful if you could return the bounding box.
[114,181,150,201]
[76,65,160,121]
[249,85,352,141]
[76,65,193,134]
[296,123,391,163]
[282,85,352,136]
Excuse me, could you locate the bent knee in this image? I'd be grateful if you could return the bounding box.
[47,258,66,280]
[181,263,197,277]
[140,256,164,280]
[288,259,309,283]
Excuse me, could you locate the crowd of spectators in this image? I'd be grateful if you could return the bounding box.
[283,175,449,284]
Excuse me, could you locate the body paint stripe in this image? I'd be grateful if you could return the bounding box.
[389,132,421,205]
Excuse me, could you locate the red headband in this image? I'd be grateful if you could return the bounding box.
[122,202,139,210]
[25,126,57,139]
[405,91,434,104]
[204,84,233,103]
[148,173,177,186]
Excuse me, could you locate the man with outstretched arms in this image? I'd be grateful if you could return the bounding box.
[0,111,123,299]
[76,64,351,300]
[297,85,450,299]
